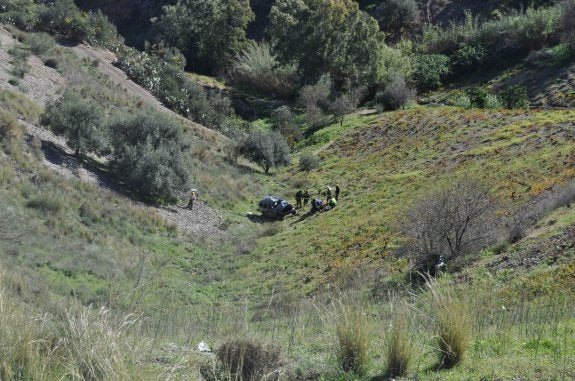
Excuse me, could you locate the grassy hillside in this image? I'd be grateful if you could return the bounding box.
[1,11,575,380]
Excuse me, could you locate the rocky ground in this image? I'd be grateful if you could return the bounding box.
[0,27,227,241]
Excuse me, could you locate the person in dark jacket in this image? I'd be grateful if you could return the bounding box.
[295,190,303,208]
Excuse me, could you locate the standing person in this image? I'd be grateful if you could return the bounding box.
[326,186,332,199]
[303,190,310,205]
[335,184,340,201]
[187,189,198,210]
[295,190,303,208]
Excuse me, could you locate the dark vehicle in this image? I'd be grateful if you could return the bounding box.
[258,196,296,219]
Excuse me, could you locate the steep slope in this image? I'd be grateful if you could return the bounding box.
[242,107,575,295]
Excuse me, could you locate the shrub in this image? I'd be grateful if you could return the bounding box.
[328,90,362,126]
[498,85,530,109]
[374,0,420,41]
[452,43,486,71]
[386,309,412,377]
[229,41,298,98]
[561,0,575,52]
[466,86,488,108]
[116,48,233,132]
[412,54,451,92]
[298,74,333,122]
[109,111,189,201]
[376,72,415,111]
[23,32,56,55]
[335,305,370,376]
[237,130,291,175]
[0,0,40,31]
[298,152,320,173]
[41,91,106,156]
[271,106,301,145]
[215,337,285,381]
[428,280,473,369]
[37,0,89,41]
[399,179,499,273]
[0,110,23,154]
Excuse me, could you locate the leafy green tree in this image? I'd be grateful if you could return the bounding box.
[413,54,451,92]
[109,111,189,200]
[374,0,420,42]
[237,130,290,174]
[42,92,106,156]
[268,0,384,87]
[154,0,254,74]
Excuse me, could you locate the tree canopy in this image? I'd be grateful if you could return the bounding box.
[154,0,254,74]
[268,0,384,87]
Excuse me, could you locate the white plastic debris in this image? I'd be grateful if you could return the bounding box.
[197,341,211,353]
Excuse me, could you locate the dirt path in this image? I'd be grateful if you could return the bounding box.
[0,27,227,240]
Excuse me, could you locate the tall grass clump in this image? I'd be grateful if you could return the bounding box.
[385,308,412,377]
[0,283,54,380]
[209,337,285,381]
[427,280,473,369]
[58,306,142,381]
[334,303,371,376]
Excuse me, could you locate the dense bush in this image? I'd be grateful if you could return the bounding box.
[271,106,301,145]
[399,179,499,273]
[376,72,415,110]
[374,0,420,41]
[117,48,233,131]
[37,0,89,41]
[237,130,291,174]
[466,86,489,108]
[154,0,254,74]
[412,54,451,92]
[229,41,298,98]
[420,6,561,64]
[560,0,575,52]
[498,85,530,109]
[452,43,486,71]
[0,0,40,31]
[298,152,320,173]
[42,91,106,156]
[109,111,189,200]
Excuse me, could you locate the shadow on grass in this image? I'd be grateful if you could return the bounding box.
[37,139,160,205]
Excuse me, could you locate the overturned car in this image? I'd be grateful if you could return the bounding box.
[258,196,296,220]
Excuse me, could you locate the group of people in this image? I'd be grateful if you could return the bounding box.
[295,184,340,213]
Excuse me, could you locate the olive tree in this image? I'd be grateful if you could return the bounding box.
[109,111,189,200]
[42,91,106,156]
[237,130,290,174]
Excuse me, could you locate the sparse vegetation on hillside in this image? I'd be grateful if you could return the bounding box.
[1,0,575,379]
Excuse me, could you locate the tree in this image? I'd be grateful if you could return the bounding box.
[271,106,301,145]
[42,91,106,156]
[376,72,414,111]
[109,111,189,200]
[237,130,291,174]
[399,179,499,272]
[154,0,254,74]
[561,0,575,52]
[268,0,384,87]
[374,0,420,42]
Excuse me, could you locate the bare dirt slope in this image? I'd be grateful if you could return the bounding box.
[0,27,226,240]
